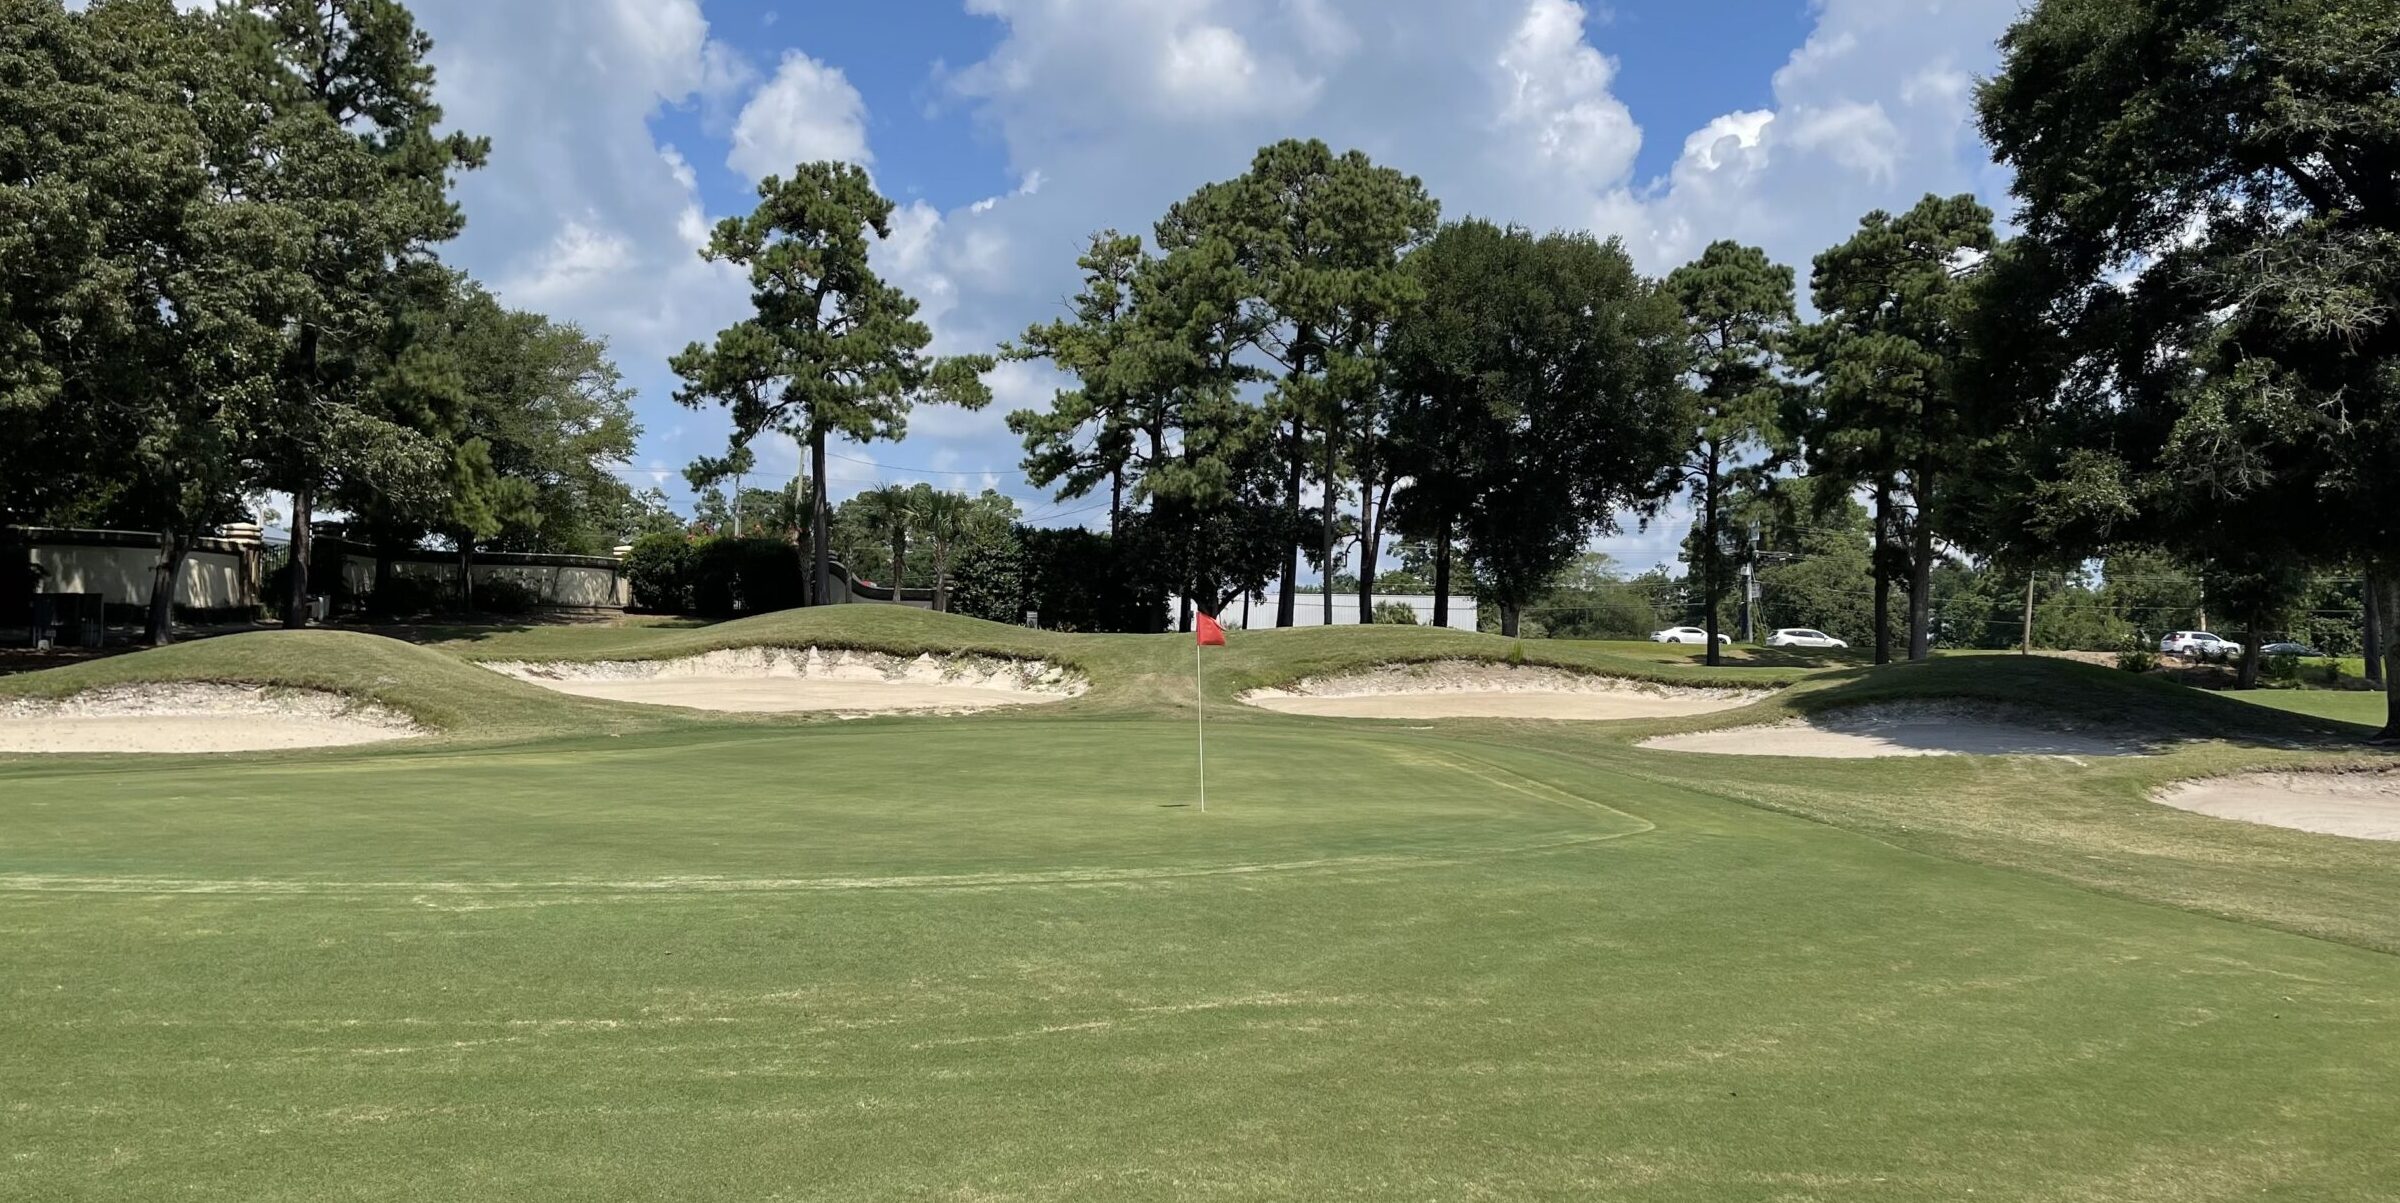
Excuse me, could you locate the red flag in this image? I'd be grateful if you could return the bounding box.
[1196,612,1226,646]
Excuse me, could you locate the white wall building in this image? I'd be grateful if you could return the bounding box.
[1173,592,1478,632]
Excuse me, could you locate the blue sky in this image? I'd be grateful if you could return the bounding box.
[407,0,2024,573]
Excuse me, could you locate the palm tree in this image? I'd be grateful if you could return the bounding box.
[915,487,972,613]
[854,485,917,603]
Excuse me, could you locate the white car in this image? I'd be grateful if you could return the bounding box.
[2160,630,2243,659]
[1766,628,1848,649]
[1651,626,1730,644]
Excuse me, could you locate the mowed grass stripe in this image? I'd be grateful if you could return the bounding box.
[0,724,1652,888]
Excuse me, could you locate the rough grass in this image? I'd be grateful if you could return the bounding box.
[2222,687,2392,731]
[3,611,2398,1199]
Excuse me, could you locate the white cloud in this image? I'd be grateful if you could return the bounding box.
[1494,0,1639,187]
[390,0,767,508]
[1680,110,1774,174]
[727,51,872,183]
[1783,101,1904,182]
[900,0,2026,560]
[1597,0,2022,270]
[419,0,758,355]
[497,218,634,309]
[954,0,1329,127]
[378,0,2027,560]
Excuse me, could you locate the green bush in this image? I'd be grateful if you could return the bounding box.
[688,536,805,618]
[475,575,539,616]
[947,530,1027,624]
[1016,526,1164,633]
[371,573,454,618]
[622,533,693,613]
[2115,647,2160,674]
[2260,653,2303,687]
[1371,600,1419,625]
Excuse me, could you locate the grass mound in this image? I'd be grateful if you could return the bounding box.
[1776,654,2355,743]
[433,609,1804,718]
[441,605,1069,665]
[1612,652,2355,750]
[1208,624,1818,694]
[0,630,603,737]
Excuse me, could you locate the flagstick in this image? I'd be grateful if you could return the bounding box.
[1195,634,1207,813]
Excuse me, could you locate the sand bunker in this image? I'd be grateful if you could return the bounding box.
[483,646,1086,714]
[2158,772,2400,841]
[0,685,421,754]
[1240,660,1766,720]
[1641,703,2146,759]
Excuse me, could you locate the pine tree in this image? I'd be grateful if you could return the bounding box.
[672,161,992,606]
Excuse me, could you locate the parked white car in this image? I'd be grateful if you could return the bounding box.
[1651,626,1730,644]
[2160,630,2243,659]
[1766,628,1848,649]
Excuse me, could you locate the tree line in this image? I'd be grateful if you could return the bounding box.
[2,0,660,641]
[966,0,2399,740]
[8,1,2394,738]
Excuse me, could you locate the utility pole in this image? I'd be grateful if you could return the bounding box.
[2022,571,2037,655]
[731,472,744,538]
[2368,571,2385,689]
[1738,522,1759,642]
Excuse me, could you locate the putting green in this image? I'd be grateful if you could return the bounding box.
[4,620,2398,1200]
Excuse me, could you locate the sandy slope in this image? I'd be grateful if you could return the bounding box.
[1241,661,1765,720]
[0,685,420,753]
[483,646,1085,714]
[1641,704,2145,759]
[2158,772,2400,841]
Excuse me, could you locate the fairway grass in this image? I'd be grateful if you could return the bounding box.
[5,615,2400,1199]
[2222,687,2391,731]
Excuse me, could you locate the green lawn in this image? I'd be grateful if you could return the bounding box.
[5,613,2399,1199]
[2222,686,2392,729]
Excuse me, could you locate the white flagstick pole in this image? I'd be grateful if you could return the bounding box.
[1195,631,1207,813]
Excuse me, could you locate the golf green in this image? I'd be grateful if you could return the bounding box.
[7,710,2399,1200]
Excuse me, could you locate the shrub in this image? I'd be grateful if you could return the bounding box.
[371,573,454,618]
[623,533,693,613]
[1016,526,1164,633]
[1506,641,1527,666]
[1371,600,1419,625]
[2115,647,2159,674]
[264,553,353,613]
[688,536,805,618]
[475,575,539,616]
[947,530,1027,624]
[2260,653,2302,687]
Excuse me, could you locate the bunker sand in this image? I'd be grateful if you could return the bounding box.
[2159,772,2400,841]
[0,685,420,754]
[1642,704,2146,759]
[484,646,1085,714]
[1241,660,1766,721]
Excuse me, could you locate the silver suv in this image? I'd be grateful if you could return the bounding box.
[2159,631,2242,659]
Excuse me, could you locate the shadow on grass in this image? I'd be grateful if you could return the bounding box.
[1781,656,2387,747]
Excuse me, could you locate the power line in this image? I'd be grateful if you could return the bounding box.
[827,451,1011,479]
